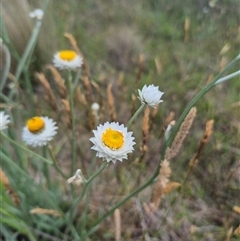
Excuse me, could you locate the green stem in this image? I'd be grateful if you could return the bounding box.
[43,146,51,188]
[68,162,108,224]
[9,20,43,100]
[66,71,76,175]
[127,103,145,128]
[1,132,52,164]
[214,70,240,85]
[0,93,28,112]
[84,174,155,238]
[47,146,68,179]
[0,42,11,92]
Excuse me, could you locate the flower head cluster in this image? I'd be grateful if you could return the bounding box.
[138,84,164,108]
[90,122,135,163]
[53,50,83,70]
[22,116,58,147]
[0,112,11,131]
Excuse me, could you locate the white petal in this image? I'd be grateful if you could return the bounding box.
[0,112,11,131]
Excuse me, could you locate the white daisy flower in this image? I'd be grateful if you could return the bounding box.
[90,122,135,163]
[138,84,164,108]
[22,116,58,147]
[29,9,44,20]
[0,112,11,131]
[53,50,83,70]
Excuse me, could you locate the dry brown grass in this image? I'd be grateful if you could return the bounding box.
[0,168,20,206]
[151,159,171,209]
[165,107,197,161]
[30,208,62,217]
[107,82,117,122]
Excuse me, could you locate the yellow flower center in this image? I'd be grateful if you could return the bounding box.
[59,50,77,61]
[102,128,124,149]
[27,117,45,133]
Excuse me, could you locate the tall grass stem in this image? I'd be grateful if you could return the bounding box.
[67,71,76,175]
[0,42,11,92]
[8,20,43,100]
[127,103,145,127]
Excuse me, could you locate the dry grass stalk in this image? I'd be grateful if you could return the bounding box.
[30,208,62,217]
[117,72,124,88]
[165,111,175,127]
[64,32,90,77]
[149,106,158,132]
[114,209,121,241]
[154,57,162,74]
[139,107,150,162]
[0,168,20,205]
[233,225,240,236]
[91,81,102,105]
[82,76,93,103]
[163,181,181,195]
[107,82,117,121]
[225,227,233,241]
[219,43,230,55]
[219,56,228,73]
[207,74,214,84]
[76,86,87,107]
[61,99,71,128]
[35,72,57,111]
[165,107,197,161]
[233,206,240,215]
[46,65,67,98]
[184,17,190,42]
[158,111,175,139]
[187,119,214,173]
[135,54,144,88]
[151,159,171,209]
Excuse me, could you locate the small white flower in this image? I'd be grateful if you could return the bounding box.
[90,122,135,163]
[138,84,164,108]
[91,103,100,111]
[22,116,58,147]
[53,50,83,70]
[29,9,44,20]
[0,112,11,131]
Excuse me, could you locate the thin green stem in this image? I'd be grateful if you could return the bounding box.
[47,146,68,179]
[1,132,52,164]
[214,70,240,85]
[0,42,11,92]
[8,128,25,170]
[84,174,155,238]
[66,71,76,175]
[42,146,51,188]
[8,20,43,100]
[127,103,145,128]
[0,93,28,113]
[68,162,108,224]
